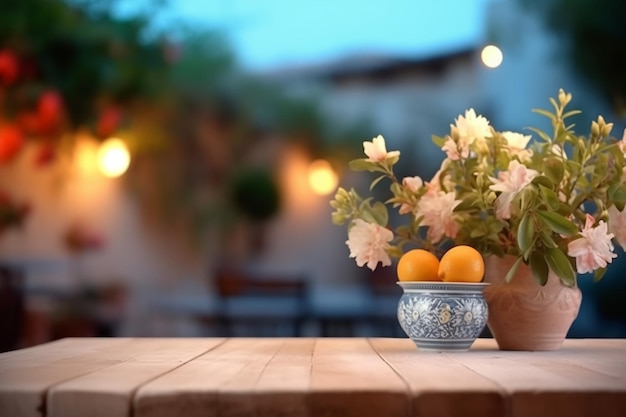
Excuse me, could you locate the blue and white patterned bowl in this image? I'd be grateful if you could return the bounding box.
[397,281,490,351]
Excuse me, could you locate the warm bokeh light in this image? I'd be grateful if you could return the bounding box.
[308,159,338,195]
[97,138,130,178]
[481,45,503,68]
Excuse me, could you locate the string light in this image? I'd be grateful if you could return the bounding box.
[97,138,130,178]
[308,159,338,196]
[481,45,503,69]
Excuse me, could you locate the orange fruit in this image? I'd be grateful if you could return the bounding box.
[438,245,484,282]
[397,249,440,282]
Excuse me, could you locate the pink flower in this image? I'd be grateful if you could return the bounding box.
[402,176,423,192]
[489,160,539,219]
[398,176,423,214]
[345,219,393,270]
[567,214,617,274]
[426,160,453,195]
[619,128,626,154]
[415,191,462,243]
[608,205,626,249]
[363,135,400,162]
[441,136,466,160]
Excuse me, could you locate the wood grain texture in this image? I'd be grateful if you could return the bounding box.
[446,339,626,417]
[370,338,506,417]
[47,338,225,417]
[0,338,130,417]
[308,338,409,417]
[134,338,288,417]
[1,337,625,417]
[252,337,314,417]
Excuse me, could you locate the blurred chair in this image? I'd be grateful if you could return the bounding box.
[214,267,309,337]
[0,264,25,352]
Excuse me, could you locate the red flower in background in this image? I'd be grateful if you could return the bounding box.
[96,106,122,138]
[63,222,106,254]
[0,125,24,163]
[34,141,56,167]
[0,49,19,85]
[37,90,64,135]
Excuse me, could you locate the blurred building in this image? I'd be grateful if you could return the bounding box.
[2,0,625,348]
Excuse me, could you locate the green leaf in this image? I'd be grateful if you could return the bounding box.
[536,210,578,236]
[531,175,554,188]
[470,227,486,238]
[538,230,558,248]
[538,185,560,209]
[529,251,549,285]
[331,211,347,225]
[545,248,576,286]
[369,175,387,191]
[390,182,403,196]
[562,110,582,119]
[517,213,535,256]
[609,184,626,207]
[527,126,552,143]
[387,245,404,259]
[385,153,400,167]
[543,157,565,184]
[370,202,389,226]
[593,268,607,283]
[518,187,536,213]
[532,108,557,121]
[432,134,447,147]
[349,158,379,172]
[504,256,524,283]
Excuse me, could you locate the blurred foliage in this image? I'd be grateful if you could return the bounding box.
[0,0,170,133]
[521,0,626,116]
[0,0,365,251]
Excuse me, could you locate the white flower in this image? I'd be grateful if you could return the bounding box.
[415,191,461,243]
[452,109,491,151]
[363,135,400,162]
[502,131,533,161]
[502,131,532,149]
[550,144,568,159]
[345,219,393,270]
[608,205,626,250]
[489,160,539,219]
[567,214,617,274]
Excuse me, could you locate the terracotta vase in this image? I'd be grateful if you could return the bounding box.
[483,255,582,351]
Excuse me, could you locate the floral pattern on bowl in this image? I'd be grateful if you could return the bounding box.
[397,281,489,351]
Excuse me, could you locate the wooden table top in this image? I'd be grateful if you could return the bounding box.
[0,337,625,417]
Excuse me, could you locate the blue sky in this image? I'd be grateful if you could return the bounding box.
[121,0,491,70]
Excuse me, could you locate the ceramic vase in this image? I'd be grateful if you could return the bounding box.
[483,255,582,351]
[397,281,489,351]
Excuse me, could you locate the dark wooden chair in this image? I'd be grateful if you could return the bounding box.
[213,267,309,337]
[0,264,25,352]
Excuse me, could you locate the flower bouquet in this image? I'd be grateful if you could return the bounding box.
[330,90,626,349]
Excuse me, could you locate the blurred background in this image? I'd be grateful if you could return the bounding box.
[1,0,625,351]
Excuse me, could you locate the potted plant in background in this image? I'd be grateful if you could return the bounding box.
[331,89,626,350]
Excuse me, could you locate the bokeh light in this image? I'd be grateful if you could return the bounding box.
[97,138,130,178]
[481,44,503,68]
[308,159,338,195]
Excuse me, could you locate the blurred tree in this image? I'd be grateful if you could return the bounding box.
[0,0,170,136]
[0,0,364,256]
[521,0,626,116]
